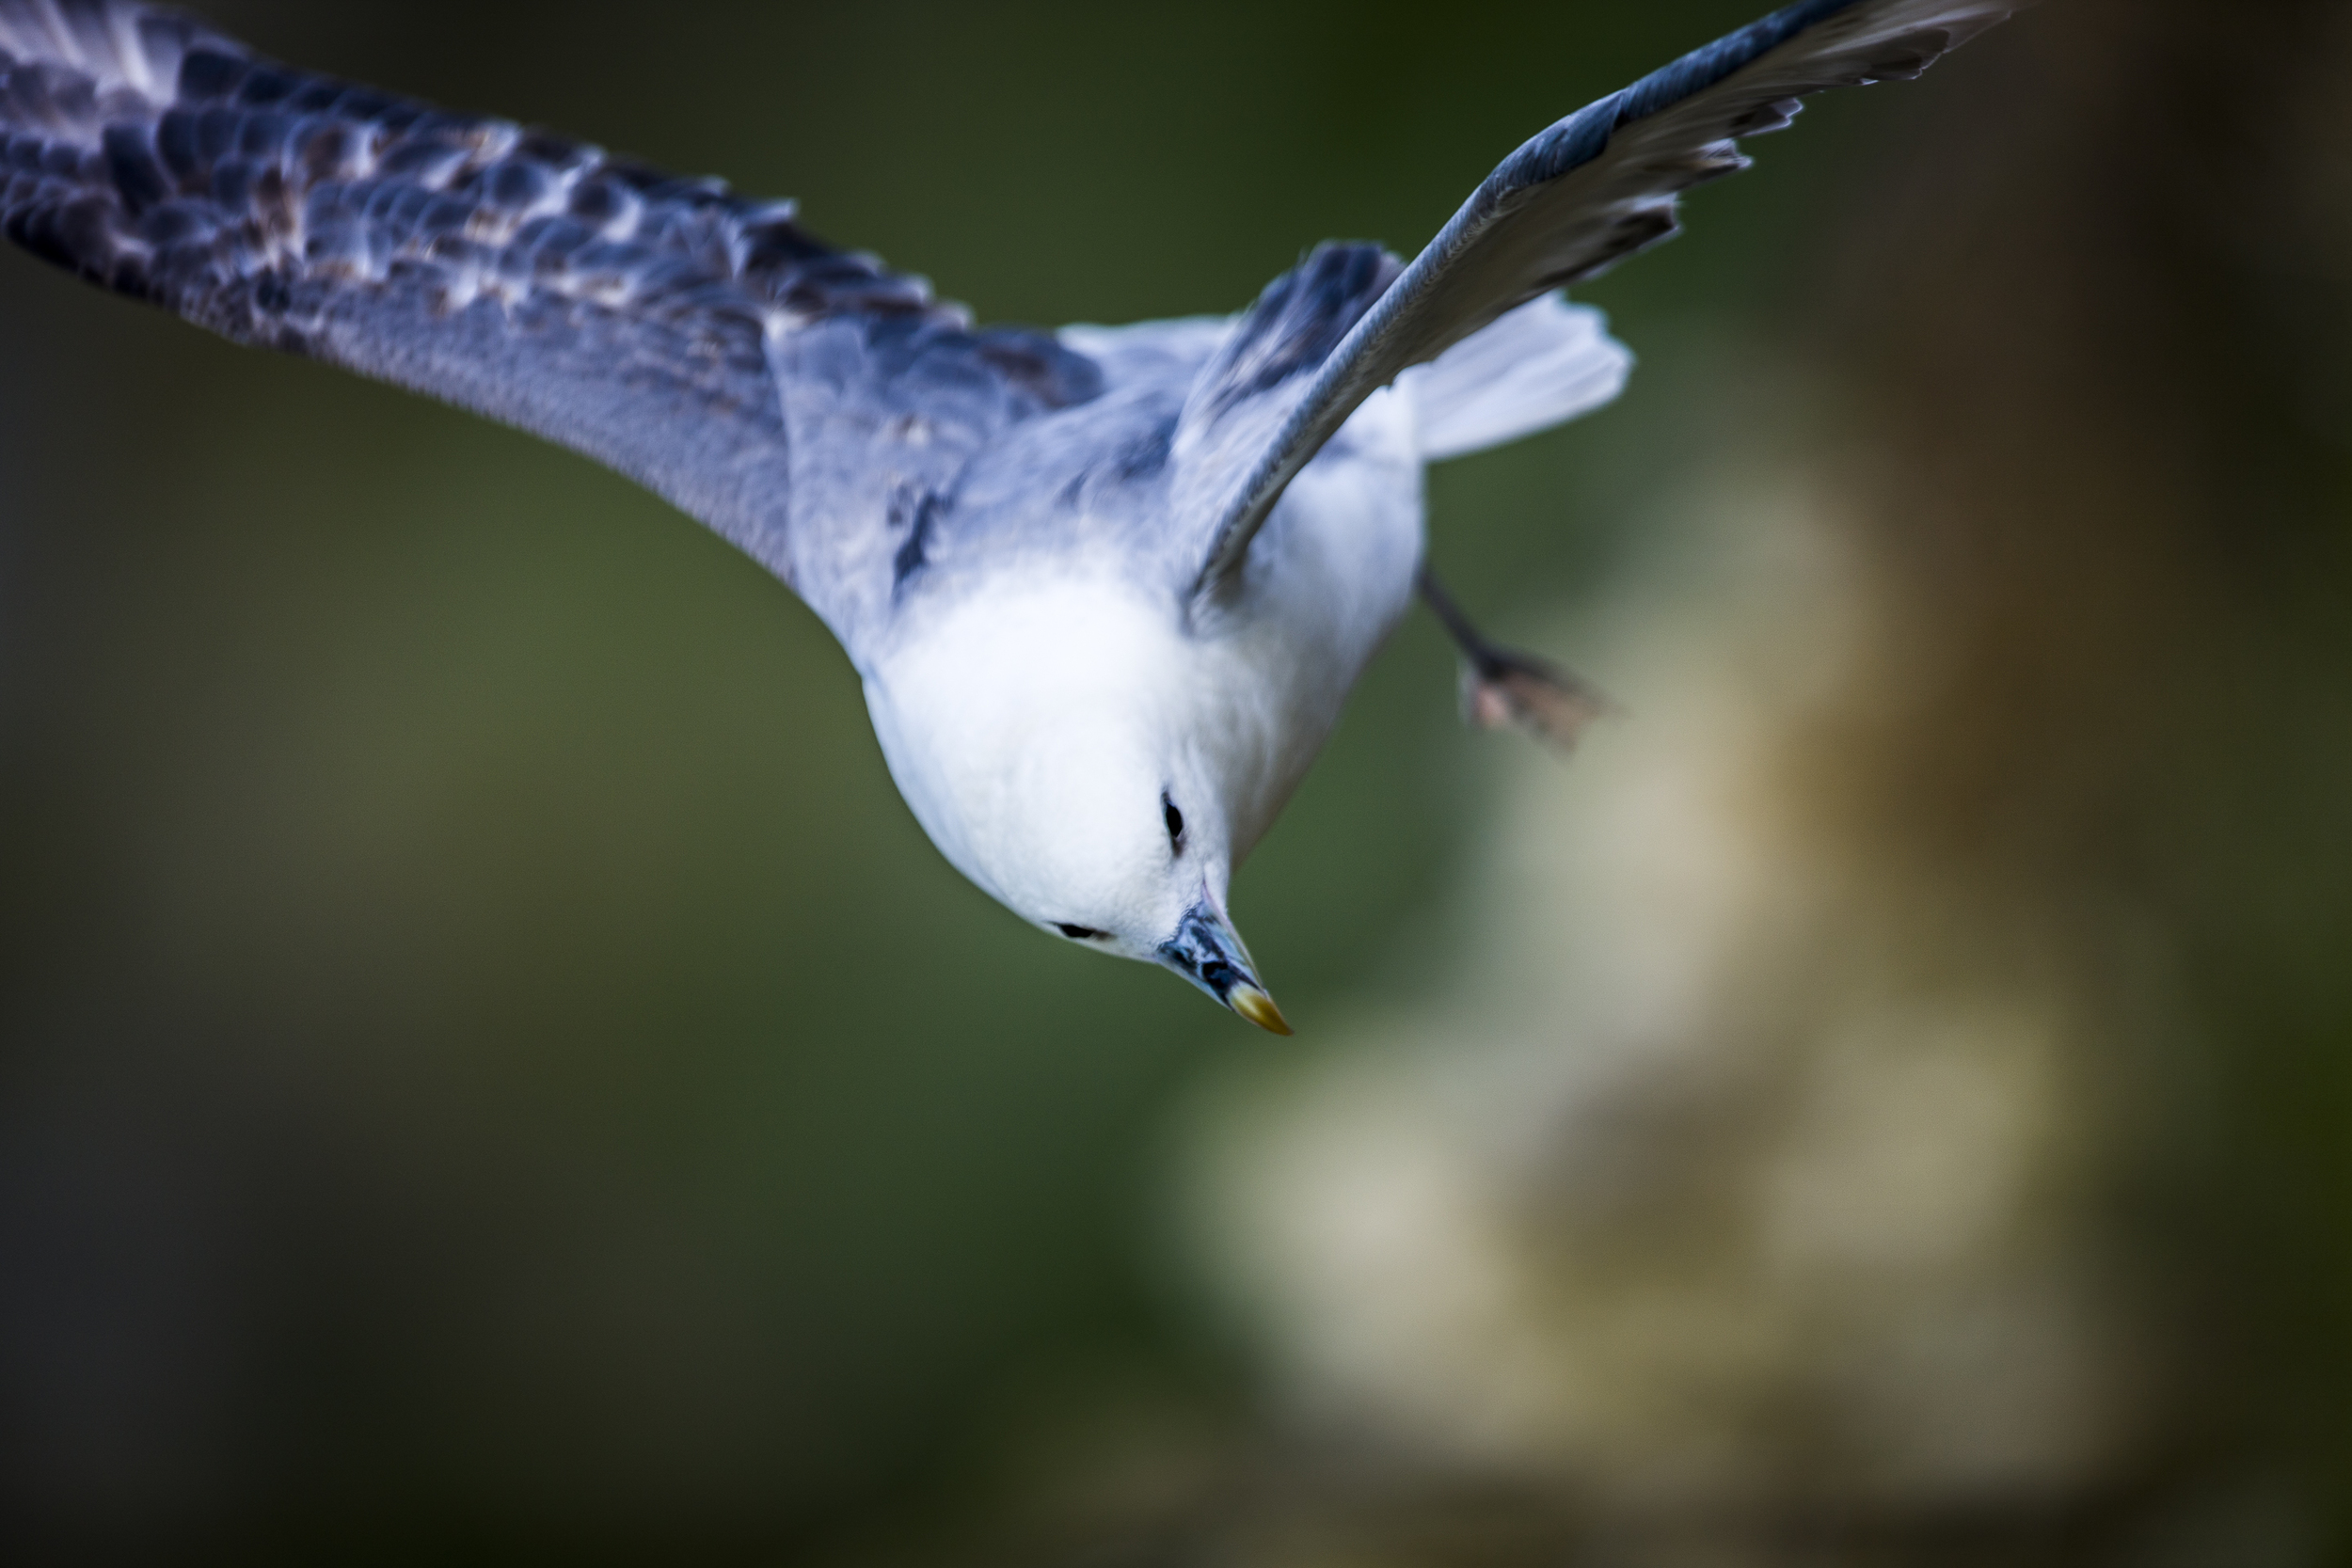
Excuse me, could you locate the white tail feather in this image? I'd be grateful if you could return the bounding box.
[1405,293,1631,463]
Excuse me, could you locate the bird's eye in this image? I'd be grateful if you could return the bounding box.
[1162,792,1184,851]
[1054,923,1109,941]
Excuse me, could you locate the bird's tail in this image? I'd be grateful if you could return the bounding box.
[1404,293,1631,463]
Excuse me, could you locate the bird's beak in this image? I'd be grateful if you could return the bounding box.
[1157,900,1293,1035]
[1227,985,1293,1036]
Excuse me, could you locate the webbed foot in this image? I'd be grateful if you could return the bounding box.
[1458,646,1615,750]
[1419,565,1617,752]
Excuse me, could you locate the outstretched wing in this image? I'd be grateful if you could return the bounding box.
[0,0,1100,657]
[1181,0,2031,601]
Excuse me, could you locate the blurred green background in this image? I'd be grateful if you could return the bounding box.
[4,2,2350,1563]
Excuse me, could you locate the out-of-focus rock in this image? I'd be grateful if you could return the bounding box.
[1141,5,2352,1558]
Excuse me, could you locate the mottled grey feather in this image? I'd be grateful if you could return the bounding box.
[1184,0,2033,599]
[0,0,1102,659]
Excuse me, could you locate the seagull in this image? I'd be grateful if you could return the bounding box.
[0,0,2029,1033]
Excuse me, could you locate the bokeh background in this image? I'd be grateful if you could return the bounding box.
[4,1,2350,1562]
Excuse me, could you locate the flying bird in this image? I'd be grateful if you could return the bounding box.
[0,0,2030,1032]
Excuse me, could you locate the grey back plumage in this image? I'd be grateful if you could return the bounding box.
[0,0,1101,661]
[1166,243,1400,610]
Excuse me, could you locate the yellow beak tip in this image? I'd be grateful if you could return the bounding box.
[1230,987,1294,1036]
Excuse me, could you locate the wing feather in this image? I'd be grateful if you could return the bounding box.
[0,0,1101,657]
[1184,0,2033,600]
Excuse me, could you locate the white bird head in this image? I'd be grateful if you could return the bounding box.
[864,578,1293,1034]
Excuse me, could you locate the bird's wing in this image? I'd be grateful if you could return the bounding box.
[1166,241,1403,602]
[0,1,1100,657]
[1176,0,2031,603]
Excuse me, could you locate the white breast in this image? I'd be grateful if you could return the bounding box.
[864,387,1424,907]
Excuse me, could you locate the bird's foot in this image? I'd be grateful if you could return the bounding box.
[1458,648,1616,751]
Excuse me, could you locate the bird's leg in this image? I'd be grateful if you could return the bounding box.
[1417,565,1615,751]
